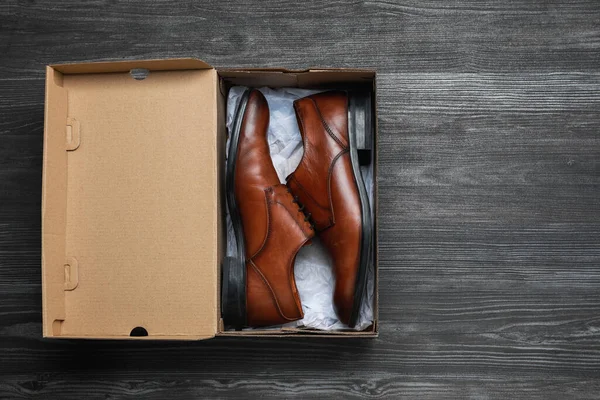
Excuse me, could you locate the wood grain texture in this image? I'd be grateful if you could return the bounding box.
[1,0,600,399]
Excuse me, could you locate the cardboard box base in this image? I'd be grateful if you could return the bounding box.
[42,59,378,340]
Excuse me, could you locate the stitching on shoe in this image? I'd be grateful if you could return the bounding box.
[273,200,313,239]
[287,100,309,183]
[249,259,299,321]
[287,235,311,319]
[249,189,272,260]
[325,149,349,229]
[309,97,348,150]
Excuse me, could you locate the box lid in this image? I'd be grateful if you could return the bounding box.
[42,58,220,340]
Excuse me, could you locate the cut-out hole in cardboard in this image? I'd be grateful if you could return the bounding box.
[130,68,149,80]
[130,326,148,337]
[52,319,64,336]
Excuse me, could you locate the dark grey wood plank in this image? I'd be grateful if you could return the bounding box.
[1,0,600,399]
[1,0,600,75]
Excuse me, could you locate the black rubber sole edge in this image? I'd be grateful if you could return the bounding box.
[221,89,251,330]
[347,91,373,328]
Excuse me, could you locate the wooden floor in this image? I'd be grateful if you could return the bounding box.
[1,1,600,398]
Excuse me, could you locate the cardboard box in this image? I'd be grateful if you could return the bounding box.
[42,58,378,340]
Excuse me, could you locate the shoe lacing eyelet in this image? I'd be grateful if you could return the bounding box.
[288,192,314,230]
[304,212,312,222]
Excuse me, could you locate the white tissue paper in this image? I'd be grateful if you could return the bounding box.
[225,86,374,331]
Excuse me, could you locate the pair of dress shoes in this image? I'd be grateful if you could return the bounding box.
[222,89,372,329]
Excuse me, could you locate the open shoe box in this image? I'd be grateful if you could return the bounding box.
[42,58,378,340]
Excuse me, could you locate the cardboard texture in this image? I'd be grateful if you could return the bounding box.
[42,58,378,340]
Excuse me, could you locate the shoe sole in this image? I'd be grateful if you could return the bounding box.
[347,91,373,328]
[221,89,251,330]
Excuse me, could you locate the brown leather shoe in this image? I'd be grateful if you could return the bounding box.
[222,89,315,329]
[286,91,372,328]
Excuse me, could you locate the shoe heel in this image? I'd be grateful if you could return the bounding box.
[348,91,373,165]
[221,256,246,330]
